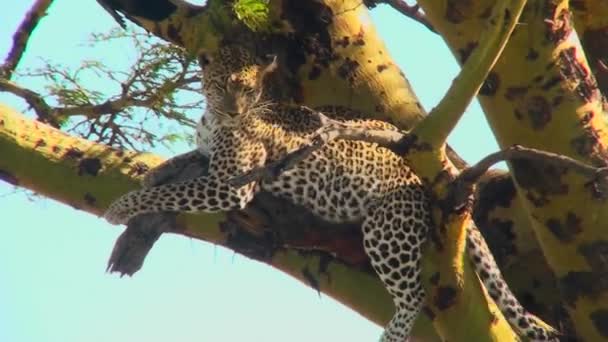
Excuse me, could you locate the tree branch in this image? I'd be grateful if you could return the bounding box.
[1,0,54,80]
[449,145,608,211]
[411,0,526,151]
[0,78,59,126]
[373,1,436,33]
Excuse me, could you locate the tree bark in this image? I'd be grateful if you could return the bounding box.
[417,0,608,340]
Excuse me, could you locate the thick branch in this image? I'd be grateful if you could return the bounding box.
[0,102,442,339]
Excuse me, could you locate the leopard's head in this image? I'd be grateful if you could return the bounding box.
[202,46,277,123]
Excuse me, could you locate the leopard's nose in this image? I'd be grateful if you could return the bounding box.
[221,97,239,114]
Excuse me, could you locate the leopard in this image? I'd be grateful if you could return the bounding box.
[104,46,559,342]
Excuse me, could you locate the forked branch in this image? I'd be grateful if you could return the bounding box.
[411,0,527,150]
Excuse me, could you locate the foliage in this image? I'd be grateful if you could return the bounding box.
[9,27,202,151]
[232,0,271,32]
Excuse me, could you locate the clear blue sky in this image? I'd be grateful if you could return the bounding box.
[0,1,497,341]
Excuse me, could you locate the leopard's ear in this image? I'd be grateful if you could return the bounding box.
[256,54,278,87]
[263,54,278,74]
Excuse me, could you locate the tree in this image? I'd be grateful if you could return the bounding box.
[1,0,607,341]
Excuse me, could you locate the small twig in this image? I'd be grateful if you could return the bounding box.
[1,0,54,79]
[229,111,408,187]
[230,118,608,212]
[449,145,608,210]
[378,1,436,33]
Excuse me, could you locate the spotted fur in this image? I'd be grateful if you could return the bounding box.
[105,47,558,342]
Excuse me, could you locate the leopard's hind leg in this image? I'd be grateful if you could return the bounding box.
[362,186,431,341]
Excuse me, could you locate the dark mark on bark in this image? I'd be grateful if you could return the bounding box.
[0,169,19,185]
[544,212,582,242]
[222,218,276,261]
[422,306,436,320]
[581,111,594,126]
[559,47,599,103]
[281,0,333,73]
[166,24,183,45]
[504,86,528,101]
[590,310,608,337]
[458,41,478,64]
[511,159,568,206]
[526,96,552,130]
[518,292,546,318]
[434,286,457,310]
[337,57,359,81]
[559,271,608,306]
[318,252,332,275]
[64,147,84,159]
[336,36,349,48]
[571,128,602,157]
[479,72,500,96]
[427,272,439,287]
[84,192,97,206]
[569,0,586,11]
[541,76,562,91]
[479,6,492,19]
[34,139,46,149]
[308,65,321,80]
[504,9,511,23]
[445,0,472,24]
[527,48,539,60]
[584,177,608,201]
[302,266,320,292]
[78,158,102,176]
[479,219,517,265]
[130,162,150,177]
[474,172,517,230]
[579,240,608,274]
[551,95,564,107]
[525,191,549,207]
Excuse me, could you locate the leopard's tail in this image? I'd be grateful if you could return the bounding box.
[466,225,560,341]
